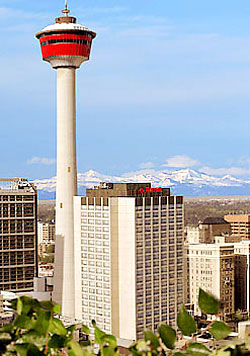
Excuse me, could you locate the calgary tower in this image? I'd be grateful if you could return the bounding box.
[36,2,96,317]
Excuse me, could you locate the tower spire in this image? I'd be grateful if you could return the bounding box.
[62,0,70,16]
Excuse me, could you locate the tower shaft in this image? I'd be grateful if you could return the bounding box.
[36,5,96,317]
[53,67,77,317]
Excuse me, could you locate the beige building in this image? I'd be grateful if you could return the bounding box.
[187,242,235,317]
[38,222,55,244]
[73,183,184,340]
[224,214,250,240]
[186,226,200,244]
[0,178,38,292]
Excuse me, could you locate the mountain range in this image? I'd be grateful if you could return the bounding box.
[33,168,250,199]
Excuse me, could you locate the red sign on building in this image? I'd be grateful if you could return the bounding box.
[139,187,162,194]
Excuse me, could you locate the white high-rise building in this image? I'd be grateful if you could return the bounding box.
[74,183,184,340]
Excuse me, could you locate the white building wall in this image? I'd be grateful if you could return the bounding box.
[188,244,221,315]
[74,196,82,320]
[117,198,136,340]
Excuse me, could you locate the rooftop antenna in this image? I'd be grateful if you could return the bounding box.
[62,0,70,16]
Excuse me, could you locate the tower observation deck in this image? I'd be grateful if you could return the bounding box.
[36,3,96,317]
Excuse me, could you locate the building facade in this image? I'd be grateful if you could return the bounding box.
[38,222,55,243]
[224,214,250,240]
[234,240,250,311]
[74,183,184,340]
[187,242,235,318]
[0,178,38,292]
[199,217,231,244]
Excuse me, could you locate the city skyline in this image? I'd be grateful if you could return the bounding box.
[1,0,250,180]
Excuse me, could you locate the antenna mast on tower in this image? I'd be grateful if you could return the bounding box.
[62,0,70,16]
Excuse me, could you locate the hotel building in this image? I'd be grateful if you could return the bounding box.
[74,182,184,340]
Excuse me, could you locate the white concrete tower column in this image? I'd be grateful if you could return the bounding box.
[53,67,77,317]
[36,3,96,318]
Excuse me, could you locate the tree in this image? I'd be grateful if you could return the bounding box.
[0,288,249,355]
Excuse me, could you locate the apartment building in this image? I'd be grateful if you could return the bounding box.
[73,183,184,340]
[187,242,235,317]
[0,178,38,292]
[224,214,250,240]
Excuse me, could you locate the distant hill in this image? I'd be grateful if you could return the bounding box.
[34,168,250,200]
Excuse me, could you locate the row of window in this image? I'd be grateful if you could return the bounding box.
[41,39,91,46]
[81,239,109,247]
[81,219,109,225]
[81,212,109,218]
[81,206,109,211]
[82,226,109,232]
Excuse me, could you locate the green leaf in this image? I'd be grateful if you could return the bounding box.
[39,300,55,311]
[15,344,28,356]
[1,323,14,333]
[144,329,160,349]
[0,332,12,341]
[17,298,23,315]
[21,331,47,347]
[94,325,106,344]
[177,304,197,336]
[129,343,141,356]
[68,340,84,356]
[14,315,35,330]
[186,343,211,356]
[53,304,61,314]
[174,353,185,356]
[48,334,67,348]
[49,318,67,336]
[198,288,220,315]
[102,334,117,348]
[82,324,90,335]
[136,340,151,353]
[20,296,39,315]
[210,321,231,340]
[103,346,115,356]
[158,323,176,350]
[33,310,50,336]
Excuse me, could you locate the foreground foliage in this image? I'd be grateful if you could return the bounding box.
[0,288,249,355]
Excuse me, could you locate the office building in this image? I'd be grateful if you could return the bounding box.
[187,242,235,317]
[0,178,38,292]
[224,214,250,240]
[36,2,96,317]
[74,182,184,340]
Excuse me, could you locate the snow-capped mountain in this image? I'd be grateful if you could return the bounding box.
[33,168,250,199]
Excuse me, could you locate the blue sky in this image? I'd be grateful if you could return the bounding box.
[1,0,250,179]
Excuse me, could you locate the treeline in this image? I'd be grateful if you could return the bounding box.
[185,198,250,226]
[37,198,250,228]
[38,201,55,223]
